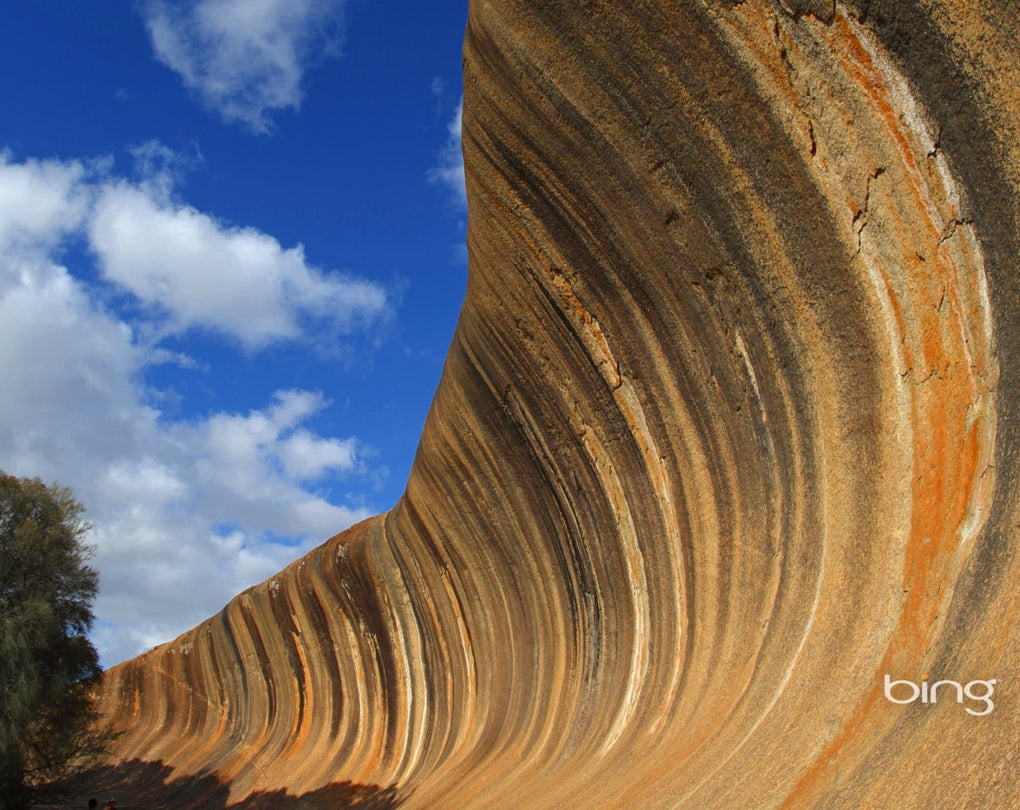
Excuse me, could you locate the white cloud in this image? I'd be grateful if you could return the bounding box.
[144,0,345,133]
[0,150,382,665]
[89,178,388,349]
[428,96,466,208]
[0,154,89,254]
[128,138,203,197]
[183,390,365,517]
[0,257,153,486]
[83,392,373,664]
[278,429,358,481]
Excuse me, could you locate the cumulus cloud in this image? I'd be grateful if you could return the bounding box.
[89,180,387,348]
[0,149,383,665]
[86,391,373,664]
[428,96,466,208]
[0,154,89,254]
[0,253,153,489]
[181,390,366,527]
[144,0,345,133]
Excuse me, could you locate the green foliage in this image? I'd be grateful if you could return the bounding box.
[0,472,110,809]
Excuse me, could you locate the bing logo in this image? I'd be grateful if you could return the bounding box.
[884,674,997,716]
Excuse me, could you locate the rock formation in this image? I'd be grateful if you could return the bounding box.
[91,1,1020,807]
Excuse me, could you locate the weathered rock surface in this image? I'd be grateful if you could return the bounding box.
[92,1,1020,807]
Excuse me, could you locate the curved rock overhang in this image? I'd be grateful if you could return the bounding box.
[92,2,1020,807]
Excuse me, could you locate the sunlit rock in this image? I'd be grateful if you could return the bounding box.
[91,1,1020,806]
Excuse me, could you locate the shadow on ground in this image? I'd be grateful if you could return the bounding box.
[45,759,400,809]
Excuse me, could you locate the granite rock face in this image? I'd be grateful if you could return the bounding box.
[94,1,1020,806]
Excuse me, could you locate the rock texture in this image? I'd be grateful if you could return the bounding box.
[92,1,1020,807]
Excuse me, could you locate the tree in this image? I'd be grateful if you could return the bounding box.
[0,473,108,809]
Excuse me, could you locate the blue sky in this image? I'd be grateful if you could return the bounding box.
[0,0,469,666]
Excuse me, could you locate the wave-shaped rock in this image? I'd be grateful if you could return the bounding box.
[92,1,1020,806]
